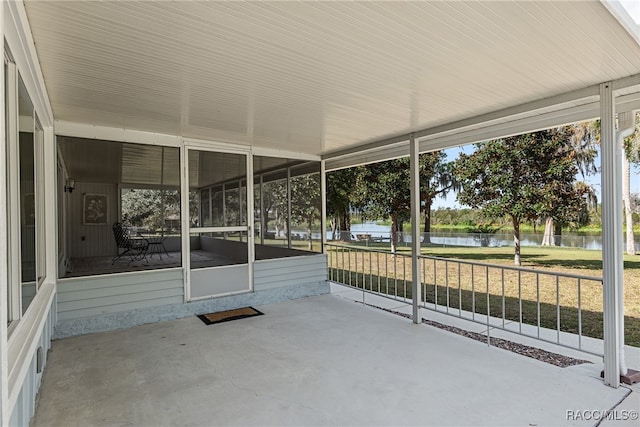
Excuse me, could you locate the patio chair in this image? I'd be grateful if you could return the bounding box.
[112,222,149,265]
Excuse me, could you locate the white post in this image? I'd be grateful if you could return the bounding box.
[180,144,190,302]
[44,128,57,282]
[410,135,422,324]
[246,154,254,292]
[287,167,292,249]
[259,174,264,246]
[600,82,622,388]
[321,160,327,253]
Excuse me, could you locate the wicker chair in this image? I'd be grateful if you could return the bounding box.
[112,222,149,265]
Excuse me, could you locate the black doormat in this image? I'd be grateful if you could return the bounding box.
[197,307,264,325]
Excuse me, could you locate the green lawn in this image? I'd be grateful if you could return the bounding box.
[327,243,640,347]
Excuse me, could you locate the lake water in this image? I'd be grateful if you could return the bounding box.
[326,222,637,251]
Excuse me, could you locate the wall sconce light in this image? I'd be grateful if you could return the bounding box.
[64,178,76,193]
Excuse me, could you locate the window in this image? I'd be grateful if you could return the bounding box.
[18,76,45,314]
[4,63,47,320]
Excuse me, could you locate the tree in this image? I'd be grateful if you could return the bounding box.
[121,188,181,230]
[420,151,460,243]
[327,168,359,241]
[259,178,288,239]
[541,121,598,246]
[290,173,321,250]
[455,129,590,265]
[353,159,411,253]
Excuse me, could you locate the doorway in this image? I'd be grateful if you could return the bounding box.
[184,145,253,300]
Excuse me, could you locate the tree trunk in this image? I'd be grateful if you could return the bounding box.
[339,212,351,241]
[423,208,432,244]
[261,207,269,240]
[390,213,398,254]
[541,217,554,246]
[623,155,636,255]
[553,222,562,247]
[330,217,338,241]
[307,218,313,251]
[512,217,521,266]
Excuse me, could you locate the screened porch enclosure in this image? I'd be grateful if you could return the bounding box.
[57,136,322,280]
[57,136,185,277]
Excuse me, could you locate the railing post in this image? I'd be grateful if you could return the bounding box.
[410,134,421,323]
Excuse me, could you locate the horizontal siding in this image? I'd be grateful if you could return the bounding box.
[10,294,55,427]
[254,268,327,286]
[254,254,327,291]
[255,254,326,271]
[58,287,183,313]
[58,269,182,291]
[57,269,184,321]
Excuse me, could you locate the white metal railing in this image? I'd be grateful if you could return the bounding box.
[326,243,604,356]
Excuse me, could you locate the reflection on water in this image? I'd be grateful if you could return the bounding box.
[323,222,637,251]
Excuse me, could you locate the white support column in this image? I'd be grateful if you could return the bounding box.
[180,144,190,302]
[600,82,622,388]
[410,135,421,324]
[286,167,292,249]
[222,184,226,231]
[246,154,254,292]
[259,174,264,246]
[43,127,57,282]
[321,160,327,252]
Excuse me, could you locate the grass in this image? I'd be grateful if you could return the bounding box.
[327,243,640,348]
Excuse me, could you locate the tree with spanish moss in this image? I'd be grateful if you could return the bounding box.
[420,151,460,243]
[327,168,359,241]
[541,121,598,246]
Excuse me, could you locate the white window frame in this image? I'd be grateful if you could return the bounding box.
[5,63,47,325]
[5,56,19,329]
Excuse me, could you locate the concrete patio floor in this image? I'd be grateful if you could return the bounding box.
[32,290,636,426]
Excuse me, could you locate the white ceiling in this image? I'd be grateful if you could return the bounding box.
[24,1,640,157]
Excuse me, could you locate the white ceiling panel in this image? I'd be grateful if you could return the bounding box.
[23,1,640,156]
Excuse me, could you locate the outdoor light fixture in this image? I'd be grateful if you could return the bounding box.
[64,178,76,193]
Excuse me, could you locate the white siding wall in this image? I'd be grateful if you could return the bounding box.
[254,254,327,291]
[55,254,328,338]
[57,269,184,322]
[8,297,55,427]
